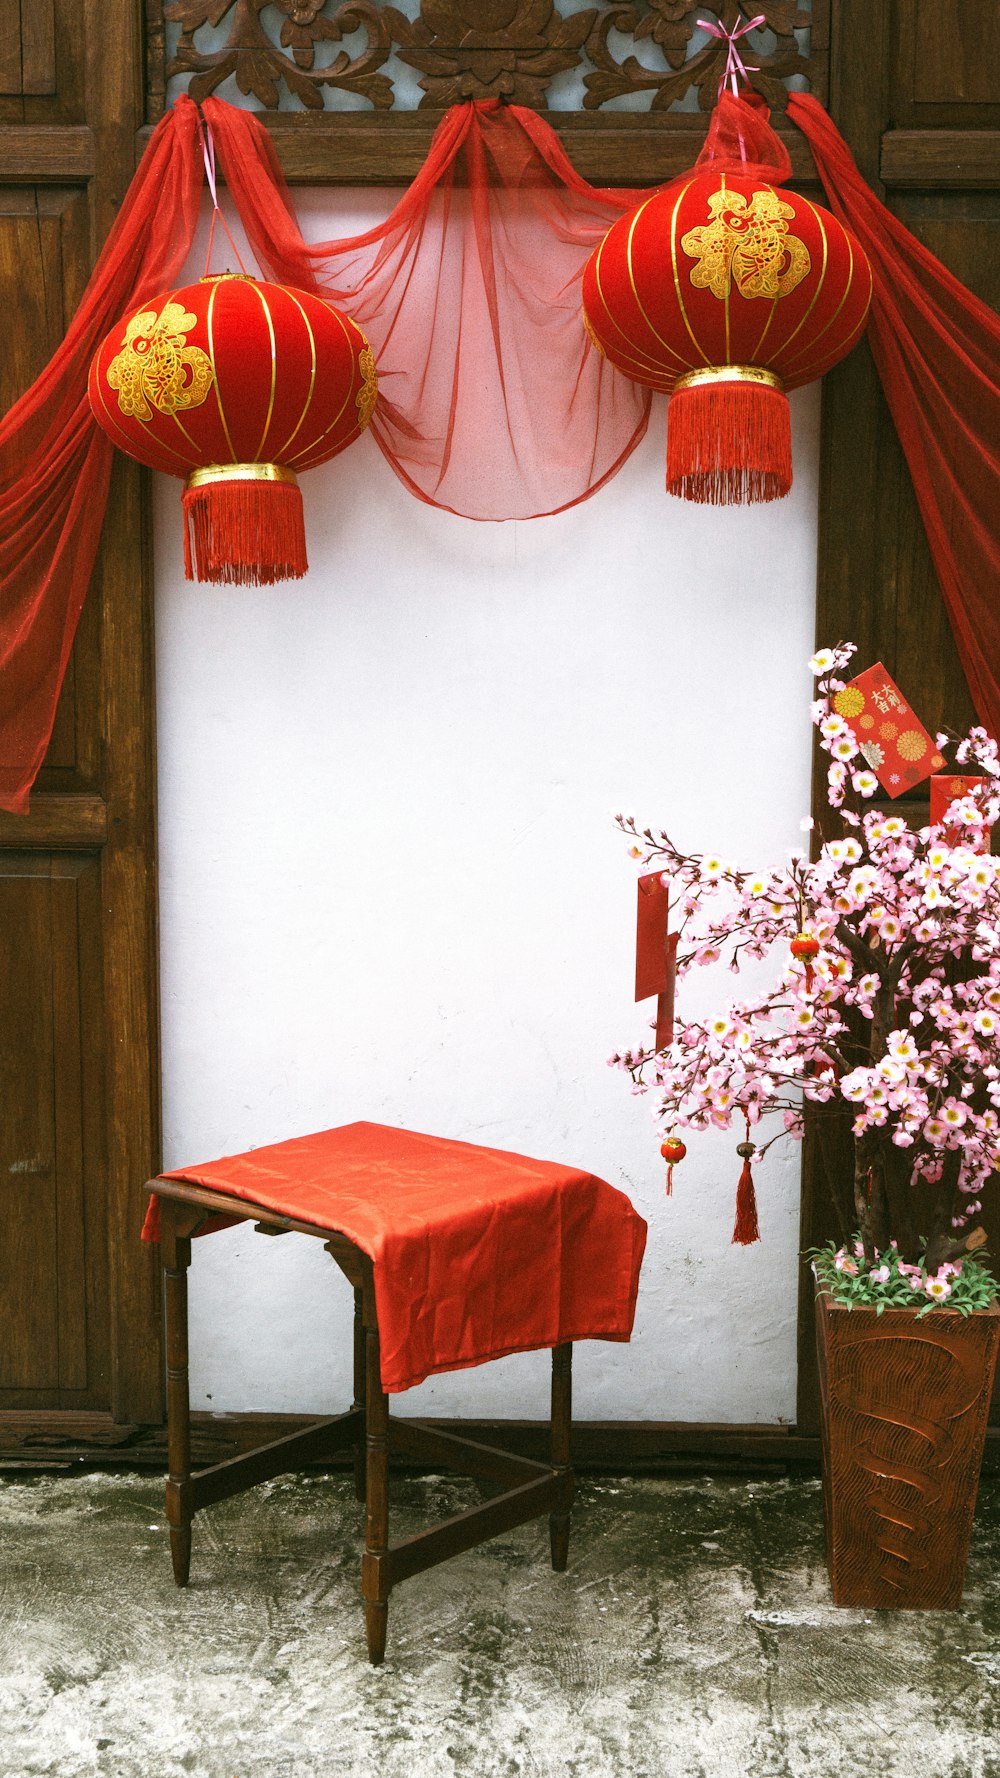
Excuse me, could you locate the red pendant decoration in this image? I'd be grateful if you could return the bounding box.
[88,274,377,584]
[581,113,872,505]
[733,1121,760,1246]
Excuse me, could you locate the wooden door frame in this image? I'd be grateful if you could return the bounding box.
[5,0,992,1445]
[137,0,995,1434]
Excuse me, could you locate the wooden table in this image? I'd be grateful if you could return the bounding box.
[150,1177,574,1665]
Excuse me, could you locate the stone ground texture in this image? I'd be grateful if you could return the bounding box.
[1,1469,999,1778]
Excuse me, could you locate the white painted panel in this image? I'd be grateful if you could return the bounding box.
[155,192,820,1421]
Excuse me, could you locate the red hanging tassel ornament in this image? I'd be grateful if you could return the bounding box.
[660,1135,686,1197]
[733,1118,760,1245]
[790,931,820,993]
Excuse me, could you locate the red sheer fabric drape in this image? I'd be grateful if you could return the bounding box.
[788,93,1000,739]
[4,88,998,814]
[202,96,651,523]
[694,88,793,183]
[0,99,204,814]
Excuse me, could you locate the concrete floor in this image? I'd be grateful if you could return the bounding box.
[1,1469,999,1778]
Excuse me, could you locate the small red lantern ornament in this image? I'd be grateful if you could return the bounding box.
[89,274,376,585]
[790,931,820,991]
[581,104,872,505]
[660,1134,687,1196]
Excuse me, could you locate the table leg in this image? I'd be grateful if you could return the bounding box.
[162,1206,194,1587]
[352,1286,366,1504]
[550,1342,574,1572]
[361,1292,390,1665]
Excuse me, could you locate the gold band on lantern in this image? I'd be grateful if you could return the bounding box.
[185,462,299,491]
[672,365,784,394]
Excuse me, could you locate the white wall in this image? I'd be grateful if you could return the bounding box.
[154,193,820,1423]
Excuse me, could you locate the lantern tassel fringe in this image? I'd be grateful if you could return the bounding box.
[183,478,308,586]
[667,380,792,506]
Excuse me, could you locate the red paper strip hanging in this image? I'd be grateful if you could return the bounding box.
[635,871,678,1050]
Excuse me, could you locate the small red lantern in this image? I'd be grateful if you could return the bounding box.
[660,1134,687,1196]
[89,273,376,585]
[582,164,872,504]
[790,933,820,962]
[790,931,820,991]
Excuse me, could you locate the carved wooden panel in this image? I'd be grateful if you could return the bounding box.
[0,854,109,1407]
[152,0,825,116]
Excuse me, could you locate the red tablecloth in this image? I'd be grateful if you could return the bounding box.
[144,1122,646,1394]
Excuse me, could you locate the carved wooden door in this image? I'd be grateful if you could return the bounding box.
[0,0,162,1436]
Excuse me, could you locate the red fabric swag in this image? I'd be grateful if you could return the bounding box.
[0,98,204,814]
[144,1121,648,1394]
[201,96,652,524]
[789,93,1000,740]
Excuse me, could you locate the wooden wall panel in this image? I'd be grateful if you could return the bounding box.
[0,0,21,95]
[19,0,57,97]
[0,854,109,1406]
[0,188,89,404]
[0,187,101,792]
[910,0,1000,109]
[798,0,1000,1435]
[0,0,161,1436]
[0,0,84,125]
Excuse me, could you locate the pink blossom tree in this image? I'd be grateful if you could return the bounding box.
[612,644,1000,1290]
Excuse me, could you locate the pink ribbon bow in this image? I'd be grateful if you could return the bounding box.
[698,11,765,99]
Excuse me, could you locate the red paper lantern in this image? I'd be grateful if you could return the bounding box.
[88,273,377,584]
[582,171,872,504]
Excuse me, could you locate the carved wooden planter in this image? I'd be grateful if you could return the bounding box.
[815,1278,1000,1609]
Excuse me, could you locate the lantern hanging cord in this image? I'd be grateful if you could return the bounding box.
[698,12,764,101]
[197,113,250,278]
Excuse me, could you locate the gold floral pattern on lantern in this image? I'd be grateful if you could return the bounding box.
[355,345,378,430]
[682,188,811,302]
[833,687,865,718]
[107,301,215,422]
[898,729,929,761]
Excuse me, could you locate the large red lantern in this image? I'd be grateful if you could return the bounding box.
[89,273,377,584]
[582,167,872,504]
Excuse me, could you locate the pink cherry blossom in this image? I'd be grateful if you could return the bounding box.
[614,643,1000,1267]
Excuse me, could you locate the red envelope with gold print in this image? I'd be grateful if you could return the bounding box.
[832,663,945,798]
[930,773,989,851]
